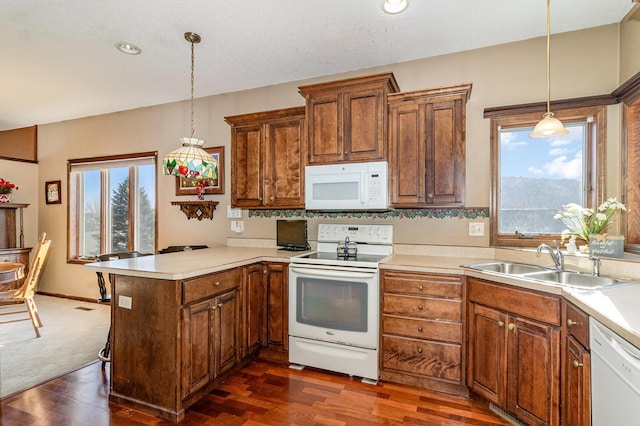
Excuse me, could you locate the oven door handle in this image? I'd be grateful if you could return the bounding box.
[290,266,377,279]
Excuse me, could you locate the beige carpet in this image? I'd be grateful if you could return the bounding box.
[0,294,110,398]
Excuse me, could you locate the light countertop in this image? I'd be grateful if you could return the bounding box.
[83,246,307,280]
[85,247,640,349]
[383,253,640,349]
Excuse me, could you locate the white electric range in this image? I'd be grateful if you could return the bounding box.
[288,223,393,383]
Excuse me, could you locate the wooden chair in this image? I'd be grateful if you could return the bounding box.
[0,233,51,338]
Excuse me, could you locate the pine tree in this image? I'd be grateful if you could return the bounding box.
[111,179,130,252]
[137,186,155,253]
[109,176,155,253]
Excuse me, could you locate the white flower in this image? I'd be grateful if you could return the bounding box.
[595,213,607,221]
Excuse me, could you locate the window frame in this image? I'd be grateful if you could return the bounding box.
[67,151,158,263]
[488,106,607,248]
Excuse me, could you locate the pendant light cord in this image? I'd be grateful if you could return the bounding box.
[545,0,551,115]
[190,39,195,138]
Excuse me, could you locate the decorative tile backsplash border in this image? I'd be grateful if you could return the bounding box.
[248,208,490,219]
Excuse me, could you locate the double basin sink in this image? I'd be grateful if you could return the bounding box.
[463,261,632,290]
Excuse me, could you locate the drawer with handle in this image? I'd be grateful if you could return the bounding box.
[383,314,462,342]
[383,294,461,321]
[565,301,589,348]
[182,268,241,304]
[383,271,462,298]
[381,335,461,381]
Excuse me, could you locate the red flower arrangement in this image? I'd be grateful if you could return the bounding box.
[0,178,18,194]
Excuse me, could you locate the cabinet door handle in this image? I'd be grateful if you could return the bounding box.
[567,319,576,326]
[427,193,434,199]
[418,304,424,310]
[218,302,223,308]
[498,321,505,327]
[508,323,516,331]
[417,326,423,332]
[417,347,423,354]
[573,360,583,368]
[417,285,424,291]
[214,281,220,286]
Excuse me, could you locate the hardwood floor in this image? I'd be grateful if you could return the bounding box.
[1,360,510,425]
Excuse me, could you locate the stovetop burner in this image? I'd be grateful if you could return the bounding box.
[290,223,393,268]
[296,251,389,264]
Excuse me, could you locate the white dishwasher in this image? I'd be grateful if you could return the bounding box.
[590,318,640,425]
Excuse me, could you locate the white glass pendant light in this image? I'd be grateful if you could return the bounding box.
[163,32,217,179]
[530,0,568,138]
[382,0,408,14]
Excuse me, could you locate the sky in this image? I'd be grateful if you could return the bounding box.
[83,165,156,206]
[500,123,585,179]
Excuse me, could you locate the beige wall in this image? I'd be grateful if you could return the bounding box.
[28,23,632,299]
[620,5,640,83]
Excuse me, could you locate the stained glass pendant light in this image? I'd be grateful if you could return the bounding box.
[163,32,216,179]
[529,0,568,138]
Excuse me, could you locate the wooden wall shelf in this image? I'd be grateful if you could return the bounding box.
[170,201,218,220]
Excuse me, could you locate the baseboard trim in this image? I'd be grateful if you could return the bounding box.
[36,291,100,304]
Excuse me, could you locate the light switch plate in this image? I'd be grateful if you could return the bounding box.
[226,205,242,218]
[469,222,485,237]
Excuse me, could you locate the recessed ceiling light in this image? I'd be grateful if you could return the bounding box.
[382,0,408,14]
[115,42,141,55]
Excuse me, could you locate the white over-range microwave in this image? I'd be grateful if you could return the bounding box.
[305,161,389,211]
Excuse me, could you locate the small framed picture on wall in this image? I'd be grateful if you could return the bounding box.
[45,180,61,204]
[175,146,225,195]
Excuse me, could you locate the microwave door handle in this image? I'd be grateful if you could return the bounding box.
[360,172,366,205]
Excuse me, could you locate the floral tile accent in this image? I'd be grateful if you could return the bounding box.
[248,208,490,219]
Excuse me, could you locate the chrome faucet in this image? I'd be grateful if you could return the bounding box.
[589,255,601,276]
[537,241,564,270]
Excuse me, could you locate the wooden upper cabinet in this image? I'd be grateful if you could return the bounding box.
[229,123,263,207]
[613,70,640,253]
[225,107,306,209]
[388,83,471,207]
[299,73,400,165]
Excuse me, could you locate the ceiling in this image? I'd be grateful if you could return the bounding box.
[1,0,635,131]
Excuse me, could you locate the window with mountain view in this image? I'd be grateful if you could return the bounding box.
[67,153,157,261]
[489,105,606,247]
[499,123,586,235]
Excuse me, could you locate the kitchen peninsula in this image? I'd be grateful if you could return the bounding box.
[87,245,640,425]
[85,246,302,422]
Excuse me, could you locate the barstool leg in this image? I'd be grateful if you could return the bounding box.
[98,326,111,369]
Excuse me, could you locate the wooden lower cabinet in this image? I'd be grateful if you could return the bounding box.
[561,301,591,426]
[380,270,467,396]
[467,277,561,426]
[182,289,239,399]
[243,263,265,357]
[260,262,288,362]
[109,268,245,422]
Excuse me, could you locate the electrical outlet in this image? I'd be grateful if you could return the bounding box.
[469,222,485,237]
[118,295,132,309]
[226,205,242,218]
[231,220,244,233]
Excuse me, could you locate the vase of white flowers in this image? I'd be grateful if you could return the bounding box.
[554,198,626,251]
